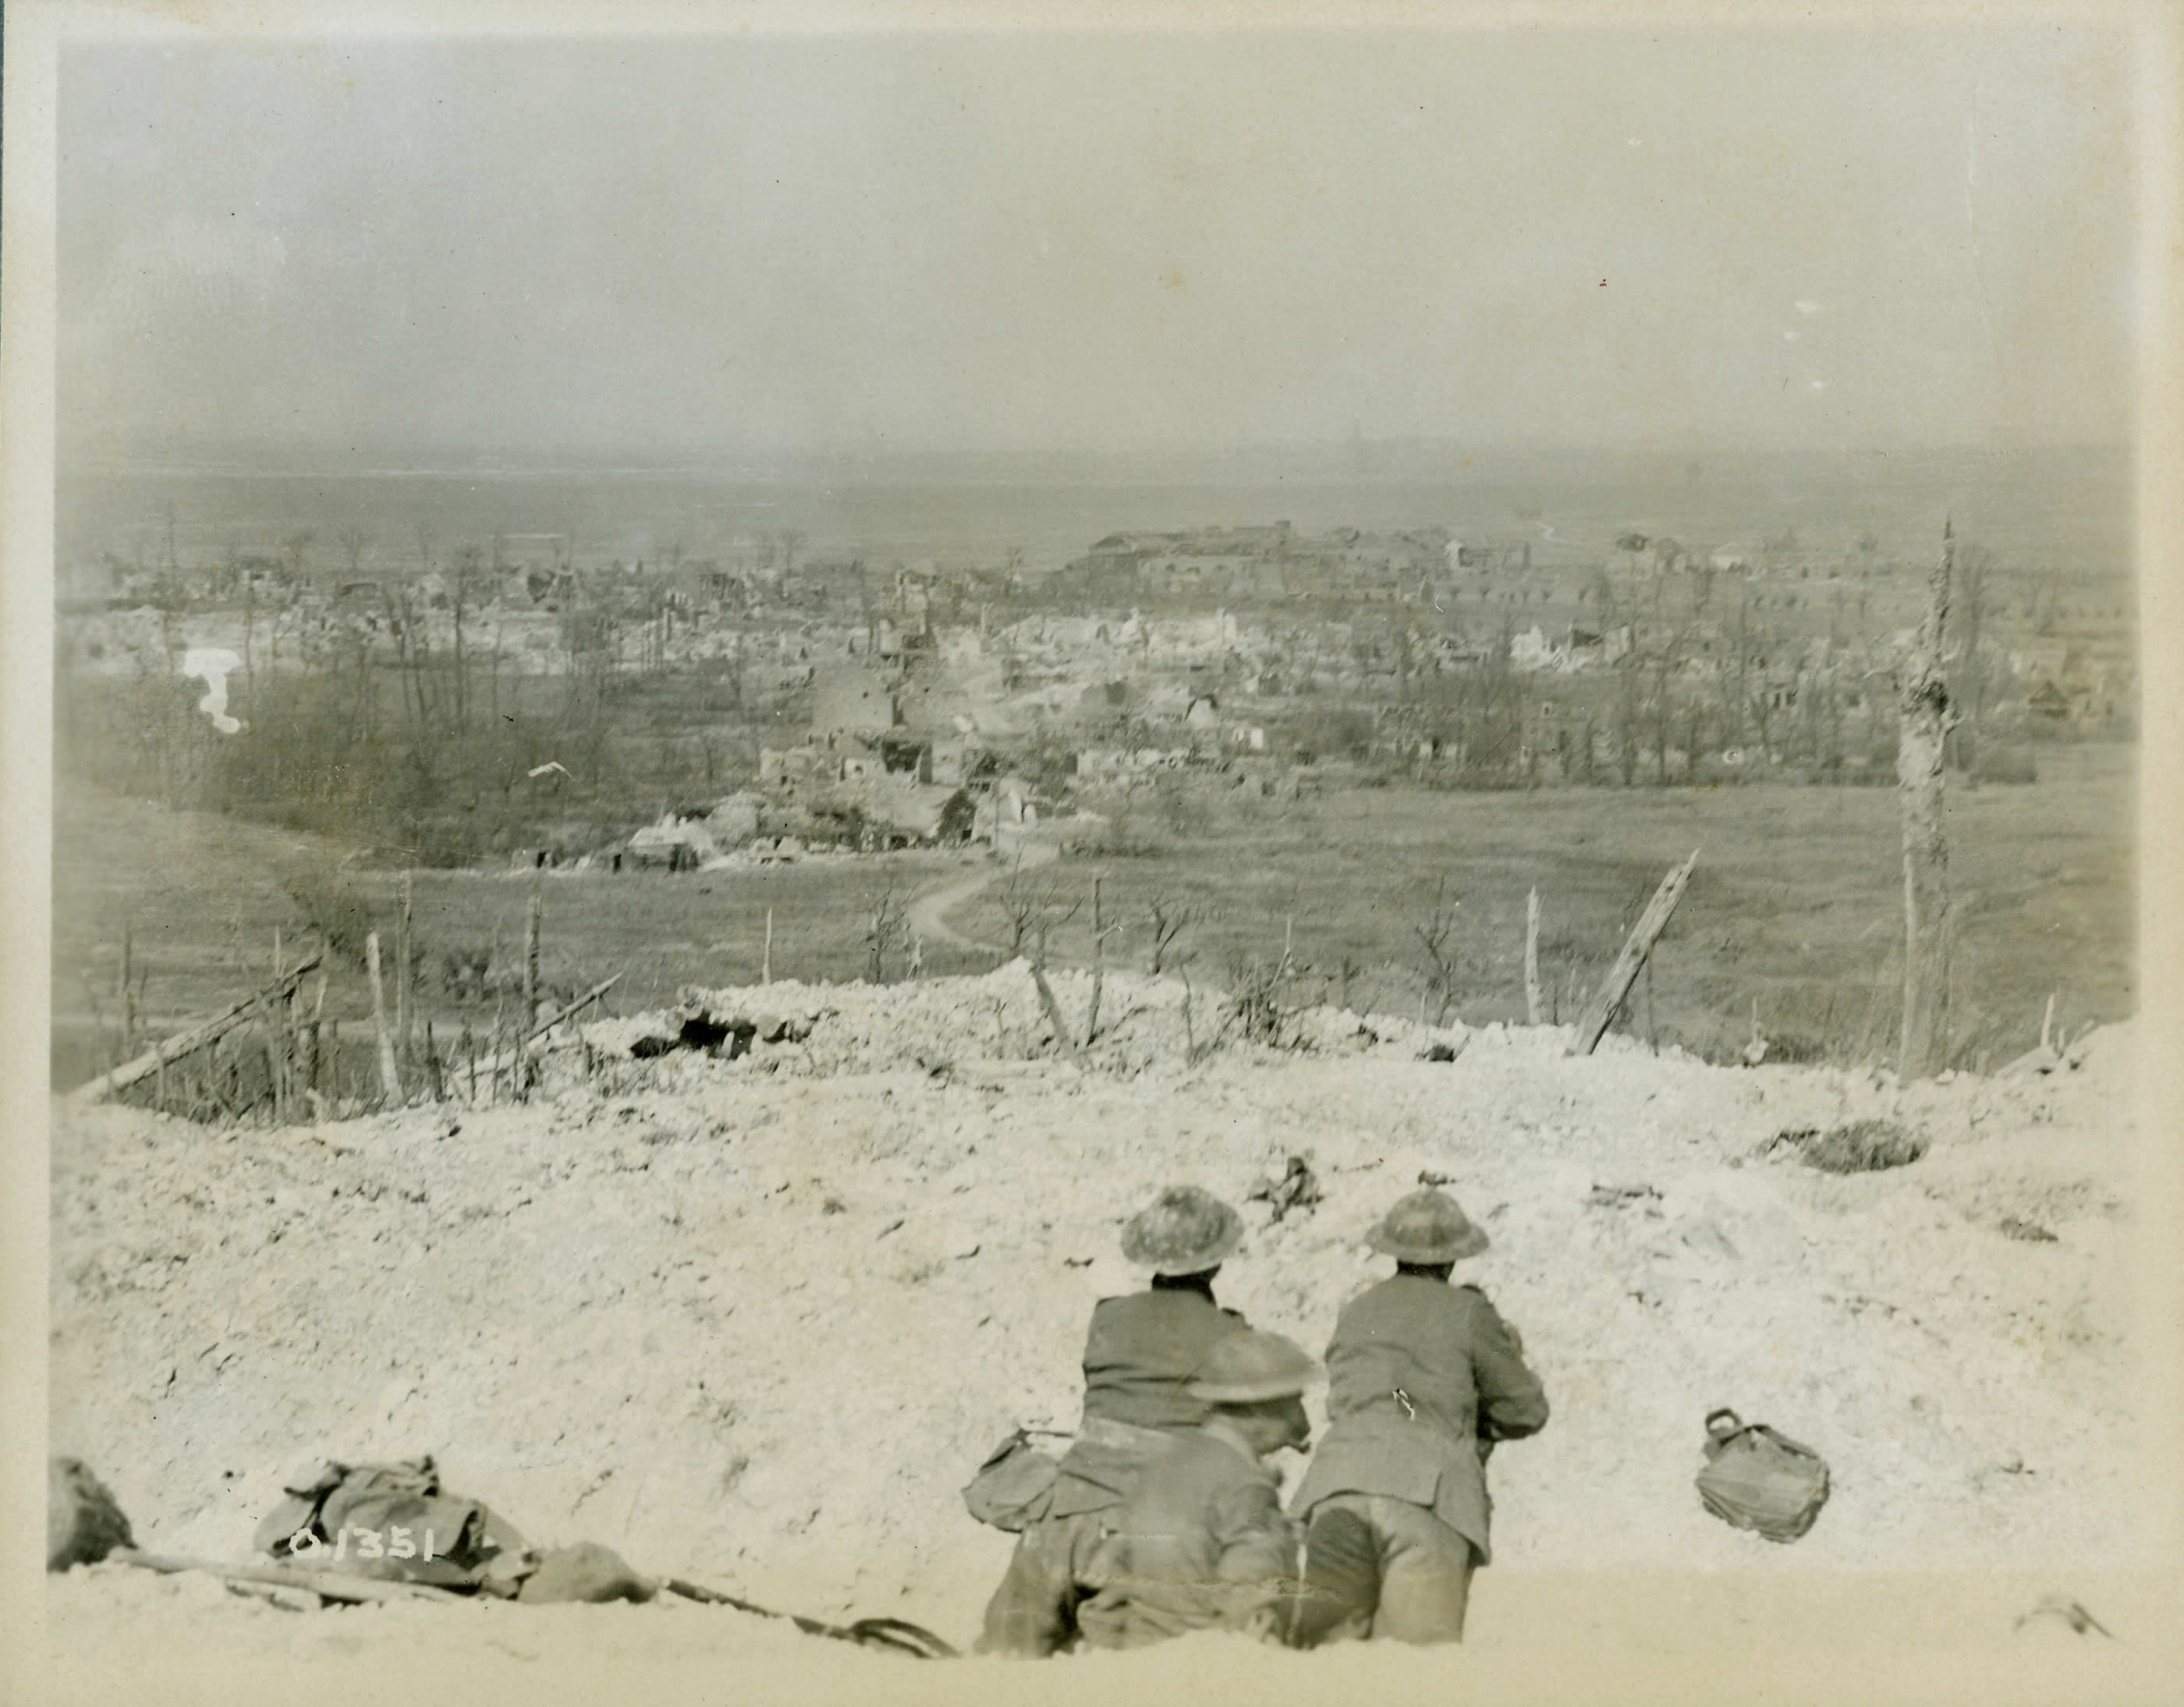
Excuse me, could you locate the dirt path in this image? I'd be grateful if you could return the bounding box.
[907,837,1058,955]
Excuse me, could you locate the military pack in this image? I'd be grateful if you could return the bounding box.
[1694,1408,1831,1543]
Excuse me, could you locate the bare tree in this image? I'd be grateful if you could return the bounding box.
[1144,894,1199,976]
[1611,655,1642,785]
[864,874,910,983]
[991,855,1079,963]
[451,543,486,733]
[1222,929,1310,1048]
[280,529,315,591]
[1950,541,1995,745]
[1646,625,1689,784]
[337,526,373,579]
[1410,876,1463,1024]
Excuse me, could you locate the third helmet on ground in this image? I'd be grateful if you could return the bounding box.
[1366,1187,1490,1263]
[1119,1185,1243,1275]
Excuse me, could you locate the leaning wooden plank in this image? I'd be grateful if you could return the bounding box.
[1566,851,1700,1058]
[476,974,624,1081]
[110,1546,463,1606]
[1027,963,1082,1056]
[73,954,325,1104]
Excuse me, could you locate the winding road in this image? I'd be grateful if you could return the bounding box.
[906,836,1058,955]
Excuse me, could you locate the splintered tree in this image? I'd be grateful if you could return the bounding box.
[1409,877,1463,1024]
[864,874,910,984]
[991,855,1078,962]
[1143,893,1199,976]
[1897,519,1957,1078]
[337,526,372,579]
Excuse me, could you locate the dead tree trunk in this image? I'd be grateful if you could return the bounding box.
[1523,887,1543,1025]
[1566,851,1698,1057]
[1897,519,1956,1078]
[523,889,543,1025]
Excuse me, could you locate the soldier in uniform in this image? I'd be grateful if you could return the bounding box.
[1289,1188,1548,1646]
[977,1185,1249,1657]
[1073,1330,1314,1651]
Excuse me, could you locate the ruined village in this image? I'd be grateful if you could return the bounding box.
[55,507,2135,886]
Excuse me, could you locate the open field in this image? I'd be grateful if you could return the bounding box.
[53,744,2129,1089]
[50,784,991,1092]
[1041,743,2134,1067]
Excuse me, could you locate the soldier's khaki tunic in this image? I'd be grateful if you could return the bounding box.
[977,1286,1246,1656]
[1290,1276,1548,1645]
[1074,1426,1298,1650]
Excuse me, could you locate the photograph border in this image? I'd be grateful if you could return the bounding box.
[5,2,2181,1703]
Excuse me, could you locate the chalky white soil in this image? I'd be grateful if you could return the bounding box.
[42,965,2160,1704]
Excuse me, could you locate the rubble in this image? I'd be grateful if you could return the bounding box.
[570,964,1473,1085]
[46,983,2144,1663]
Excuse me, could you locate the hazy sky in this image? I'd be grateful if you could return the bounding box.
[58,24,2135,460]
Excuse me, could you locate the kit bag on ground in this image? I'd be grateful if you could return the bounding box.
[1694,1408,1830,1542]
[961,1429,1062,1532]
[254,1455,525,1589]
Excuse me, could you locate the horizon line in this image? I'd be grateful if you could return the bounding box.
[61,437,2132,476]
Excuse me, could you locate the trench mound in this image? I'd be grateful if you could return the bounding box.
[572,958,1466,1085]
[49,972,2143,1656]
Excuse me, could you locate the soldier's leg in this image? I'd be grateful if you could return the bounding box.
[977,1510,1103,1656]
[1358,1496,1474,1644]
[1292,1495,1383,1649]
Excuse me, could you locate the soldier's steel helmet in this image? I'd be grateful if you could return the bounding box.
[1119,1185,1243,1275]
[1366,1188,1491,1263]
[1186,1329,1318,1404]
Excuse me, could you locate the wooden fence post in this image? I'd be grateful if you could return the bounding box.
[261,996,285,1125]
[1086,873,1105,1043]
[1524,887,1543,1025]
[396,873,414,1075]
[523,889,543,1025]
[118,923,135,1061]
[367,932,402,1105]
